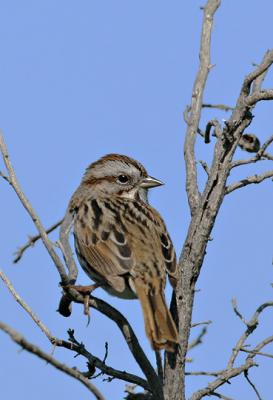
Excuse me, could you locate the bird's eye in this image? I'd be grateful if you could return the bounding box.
[117,174,129,184]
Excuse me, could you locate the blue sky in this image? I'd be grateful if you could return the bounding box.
[1,1,273,399]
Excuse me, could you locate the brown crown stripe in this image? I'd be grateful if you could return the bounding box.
[87,153,148,177]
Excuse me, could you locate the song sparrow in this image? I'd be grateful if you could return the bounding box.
[68,154,179,351]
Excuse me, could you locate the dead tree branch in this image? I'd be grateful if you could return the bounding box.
[202,103,234,112]
[0,321,105,400]
[225,170,273,194]
[228,300,273,369]
[0,270,53,341]
[165,2,221,398]
[168,20,273,400]
[244,370,263,400]
[0,132,68,284]
[0,268,150,391]
[13,219,63,263]
[189,359,256,400]
[183,0,221,214]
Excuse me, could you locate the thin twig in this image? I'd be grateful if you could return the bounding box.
[244,370,263,400]
[13,219,63,263]
[185,370,222,377]
[209,392,235,400]
[0,270,53,341]
[226,170,273,194]
[0,170,12,184]
[199,160,210,175]
[240,50,273,97]
[189,359,255,400]
[246,335,273,359]
[204,119,222,143]
[0,321,105,400]
[231,298,248,325]
[228,301,273,368]
[0,269,150,391]
[191,320,212,328]
[0,132,68,284]
[202,103,234,112]
[240,348,273,359]
[66,290,163,399]
[252,51,271,93]
[188,327,208,350]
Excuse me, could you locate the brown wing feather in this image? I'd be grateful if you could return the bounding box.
[73,198,134,293]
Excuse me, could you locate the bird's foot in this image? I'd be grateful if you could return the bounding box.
[64,283,101,325]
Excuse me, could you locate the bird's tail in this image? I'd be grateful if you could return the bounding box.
[134,278,179,352]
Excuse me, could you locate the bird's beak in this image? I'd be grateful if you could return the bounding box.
[140,176,164,188]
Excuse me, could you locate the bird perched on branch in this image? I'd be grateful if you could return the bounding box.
[68,154,179,352]
[239,133,260,153]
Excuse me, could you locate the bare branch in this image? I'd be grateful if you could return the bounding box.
[246,335,273,359]
[240,348,273,359]
[0,321,105,400]
[199,160,210,175]
[185,370,222,377]
[251,51,271,93]
[64,330,150,390]
[209,392,235,400]
[188,327,208,350]
[204,119,222,143]
[202,103,234,112]
[66,289,163,399]
[0,270,53,341]
[0,132,68,284]
[231,298,248,325]
[191,320,212,328]
[228,301,273,368]
[13,219,63,263]
[226,170,273,194]
[0,269,150,390]
[246,89,273,106]
[189,359,255,400]
[240,50,273,97]
[184,0,221,214]
[0,170,12,184]
[244,370,263,400]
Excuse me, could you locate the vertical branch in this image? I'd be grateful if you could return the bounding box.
[184,0,221,215]
[164,2,221,399]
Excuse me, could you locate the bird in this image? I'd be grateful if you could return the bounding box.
[67,153,179,351]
